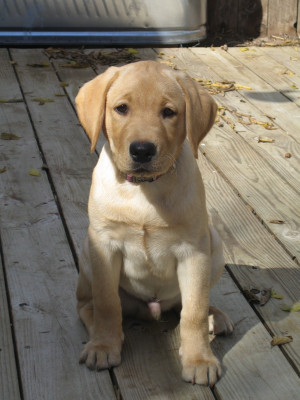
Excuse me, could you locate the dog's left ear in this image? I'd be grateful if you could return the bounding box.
[176,73,217,158]
[75,66,119,152]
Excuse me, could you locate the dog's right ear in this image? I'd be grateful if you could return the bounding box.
[75,67,119,152]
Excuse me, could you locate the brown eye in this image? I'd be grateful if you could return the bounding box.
[115,104,128,115]
[162,107,176,118]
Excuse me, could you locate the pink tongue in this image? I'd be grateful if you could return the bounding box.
[148,301,161,320]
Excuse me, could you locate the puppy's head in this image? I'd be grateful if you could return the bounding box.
[76,61,217,179]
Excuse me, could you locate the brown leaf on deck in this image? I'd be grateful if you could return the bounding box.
[1,132,21,140]
[43,47,139,67]
[260,289,271,306]
[0,98,23,103]
[60,62,89,68]
[271,336,293,346]
[32,98,54,105]
[269,219,284,224]
[27,62,50,67]
[242,289,260,304]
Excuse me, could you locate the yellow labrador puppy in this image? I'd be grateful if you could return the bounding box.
[76,61,233,387]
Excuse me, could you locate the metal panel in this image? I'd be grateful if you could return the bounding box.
[0,0,206,45]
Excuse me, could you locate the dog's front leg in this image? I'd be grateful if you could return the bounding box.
[80,226,123,371]
[177,249,221,387]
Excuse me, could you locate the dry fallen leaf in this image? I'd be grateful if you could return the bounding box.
[59,82,69,87]
[127,48,139,55]
[271,336,293,346]
[269,219,284,224]
[281,304,292,312]
[280,69,295,76]
[284,153,292,158]
[235,84,252,90]
[27,62,50,67]
[271,289,283,299]
[257,137,275,143]
[260,289,271,306]
[1,132,21,140]
[32,98,54,105]
[243,289,260,304]
[240,47,249,52]
[291,302,300,312]
[28,169,41,177]
[160,60,176,69]
[0,166,6,173]
[60,61,89,68]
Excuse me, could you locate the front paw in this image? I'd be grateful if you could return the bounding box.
[181,353,221,387]
[79,339,122,371]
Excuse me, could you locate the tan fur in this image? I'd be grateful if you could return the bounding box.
[76,61,233,386]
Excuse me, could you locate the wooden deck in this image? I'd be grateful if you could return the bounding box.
[1,46,300,400]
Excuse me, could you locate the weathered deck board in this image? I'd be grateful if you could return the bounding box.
[0,48,116,400]
[0,256,21,400]
[267,0,298,37]
[153,47,300,194]
[11,48,215,399]
[261,46,300,76]
[152,47,300,263]
[1,46,300,399]
[47,48,300,397]
[0,49,22,400]
[228,47,300,106]
[191,47,300,145]
[10,48,93,252]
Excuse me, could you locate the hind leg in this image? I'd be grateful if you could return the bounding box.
[209,306,234,335]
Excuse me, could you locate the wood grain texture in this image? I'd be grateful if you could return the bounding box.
[11,48,94,252]
[44,50,215,400]
[228,47,300,106]
[190,47,300,144]
[0,49,116,400]
[150,47,300,370]
[197,150,300,368]
[0,256,21,400]
[268,0,298,36]
[2,46,300,399]
[155,47,300,262]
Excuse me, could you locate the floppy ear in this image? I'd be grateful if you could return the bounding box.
[176,74,217,158]
[75,66,119,152]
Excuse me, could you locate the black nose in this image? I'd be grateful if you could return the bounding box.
[129,141,157,163]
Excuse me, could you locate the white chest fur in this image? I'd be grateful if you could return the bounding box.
[88,142,207,303]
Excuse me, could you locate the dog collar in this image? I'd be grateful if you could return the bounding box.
[124,173,162,184]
